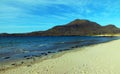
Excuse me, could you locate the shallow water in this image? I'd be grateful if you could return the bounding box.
[0,36,119,62]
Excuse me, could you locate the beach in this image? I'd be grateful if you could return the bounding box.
[0,39,120,74]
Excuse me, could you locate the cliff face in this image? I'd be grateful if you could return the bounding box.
[1,19,120,36]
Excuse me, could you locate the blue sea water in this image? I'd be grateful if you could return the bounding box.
[0,36,119,62]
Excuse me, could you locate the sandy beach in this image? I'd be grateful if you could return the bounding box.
[1,39,120,74]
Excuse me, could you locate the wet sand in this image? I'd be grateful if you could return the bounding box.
[0,39,120,74]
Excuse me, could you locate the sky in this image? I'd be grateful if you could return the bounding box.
[0,0,120,33]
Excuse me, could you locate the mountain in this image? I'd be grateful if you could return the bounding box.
[1,19,120,36]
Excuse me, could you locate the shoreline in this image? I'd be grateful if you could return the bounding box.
[0,38,118,71]
[94,34,120,36]
[1,39,120,74]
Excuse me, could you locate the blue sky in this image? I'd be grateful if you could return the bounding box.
[0,0,120,33]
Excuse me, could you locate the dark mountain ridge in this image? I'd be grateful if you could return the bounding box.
[1,19,120,36]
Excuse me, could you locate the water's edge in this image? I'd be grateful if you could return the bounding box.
[0,36,120,71]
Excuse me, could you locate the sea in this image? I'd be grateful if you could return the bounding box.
[0,36,119,62]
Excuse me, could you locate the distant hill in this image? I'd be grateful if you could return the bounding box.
[1,19,120,36]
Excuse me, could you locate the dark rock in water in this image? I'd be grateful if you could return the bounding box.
[48,51,51,53]
[59,49,70,52]
[64,49,71,51]
[41,53,45,55]
[32,55,39,57]
[24,56,28,58]
[24,55,32,59]
[4,57,10,59]
[65,49,70,50]
[75,45,79,48]
[59,48,67,51]
[11,63,16,66]
[71,47,75,48]
[44,53,47,55]
[34,55,41,57]
[48,51,54,53]
[26,57,32,59]
[71,46,78,48]
[41,53,48,55]
[59,50,63,52]
[26,57,30,59]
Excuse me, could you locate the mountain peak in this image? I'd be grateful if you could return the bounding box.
[73,19,90,22]
[68,19,90,25]
[105,24,117,28]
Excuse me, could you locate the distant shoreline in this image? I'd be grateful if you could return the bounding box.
[0,34,120,37]
[95,34,120,36]
[1,19,120,36]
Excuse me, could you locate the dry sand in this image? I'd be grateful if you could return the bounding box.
[1,39,120,74]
